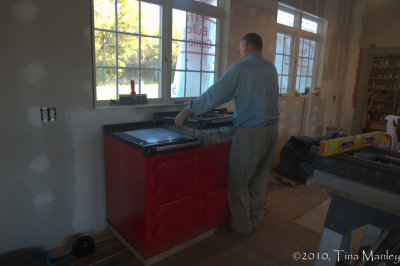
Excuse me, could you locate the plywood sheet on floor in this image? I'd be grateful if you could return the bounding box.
[294,198,331,233]
[147,210,319,266]
[266,174,330,221]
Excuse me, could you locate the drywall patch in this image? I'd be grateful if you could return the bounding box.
[12,0,39,24]
[258,16,267,25]
[30,154,51,174]
[22,61,47,85]
[33,191,55,207]
[27,106,42,127]
[249,6,258,16]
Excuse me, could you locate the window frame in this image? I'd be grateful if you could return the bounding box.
[274,3,327,95]
[91,0,225,107]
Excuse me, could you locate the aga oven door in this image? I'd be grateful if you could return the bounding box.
[149,150,199,203]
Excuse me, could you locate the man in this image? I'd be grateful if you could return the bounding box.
[175,33,279,236]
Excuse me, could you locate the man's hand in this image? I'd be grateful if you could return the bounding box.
[175,107,193,127]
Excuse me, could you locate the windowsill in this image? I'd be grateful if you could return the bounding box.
[95,102,188,110]
[279,93,320,99]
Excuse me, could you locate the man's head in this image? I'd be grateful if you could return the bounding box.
[239,33,263,60]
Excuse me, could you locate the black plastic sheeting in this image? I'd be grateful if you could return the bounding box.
[277,135,330,184]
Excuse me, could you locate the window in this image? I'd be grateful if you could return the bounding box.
[274,3,327,94]
[171,9,218,97]
[92,0,223,106]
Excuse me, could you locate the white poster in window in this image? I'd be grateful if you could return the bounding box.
[172,0,217,98]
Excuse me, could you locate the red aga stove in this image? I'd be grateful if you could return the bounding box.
[103,116,232,258]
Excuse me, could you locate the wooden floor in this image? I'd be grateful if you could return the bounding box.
[51,174,330,266]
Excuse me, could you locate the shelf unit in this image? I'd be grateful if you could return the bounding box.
[362,54,400,131]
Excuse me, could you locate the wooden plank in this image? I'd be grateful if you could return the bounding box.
[71,241,127,266]
[50,228,114,259]
[111,227,216,265]
[152,210,320,266]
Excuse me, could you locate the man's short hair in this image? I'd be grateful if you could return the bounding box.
[241,33,263,51]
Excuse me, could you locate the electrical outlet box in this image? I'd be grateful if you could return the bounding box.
[41,107,56,122]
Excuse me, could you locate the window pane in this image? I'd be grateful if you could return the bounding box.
[186,72,201,97]
[118,34,139,68]
[172,41,186,70]
[300,58,309,75]
[309,40,317,59]
[201,72,215,93]
[308,59,315,76]
[187,13,203,44]
[297,76,306,93]
[173,9,186,40]
[141,2,160,36]
[194,0,218,6]
[275,33,284,54]
[187,43,202,71]
[297,62,301,75]
[274,54,283,75]
[118,69,139,95]
[277,10,294,27]
[94,0,115,30]
[117,0,138,33]
[202,45,215,71]
[95,31,116,67]
[282,56,291,75]
[283,34,293,55]
[204,16,217,45]
[306,77,312,89]
[301,17,318,34]
[281,75,288,93]
[96,68,116,100]
[141,70,160,98]
[171,70,185,97]
[141,37,160,68]
[299,38,309,57]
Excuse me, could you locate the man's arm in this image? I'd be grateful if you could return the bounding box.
[175,107,193,127]
[174,64,239,126]
[189,64,239,116]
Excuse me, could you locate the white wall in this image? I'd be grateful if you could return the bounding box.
[0,0,388,253]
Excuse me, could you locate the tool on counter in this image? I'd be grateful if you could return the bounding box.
[110,79,148,105]
[130,79,136,97]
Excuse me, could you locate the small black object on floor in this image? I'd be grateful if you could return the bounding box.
[72,235,95,257]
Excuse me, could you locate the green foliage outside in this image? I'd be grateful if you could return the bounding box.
[94,0,177,98]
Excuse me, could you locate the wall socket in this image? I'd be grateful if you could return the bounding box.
[41,107,56,122]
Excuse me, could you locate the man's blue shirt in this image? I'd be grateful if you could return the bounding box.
[188,52,279,127]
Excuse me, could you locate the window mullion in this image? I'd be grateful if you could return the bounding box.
[291,33,300,94]
[199,16,204,95]
[163,1,172,103]
[138,1,142,94]
[115,0,119,99]
[280,33,285,93]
